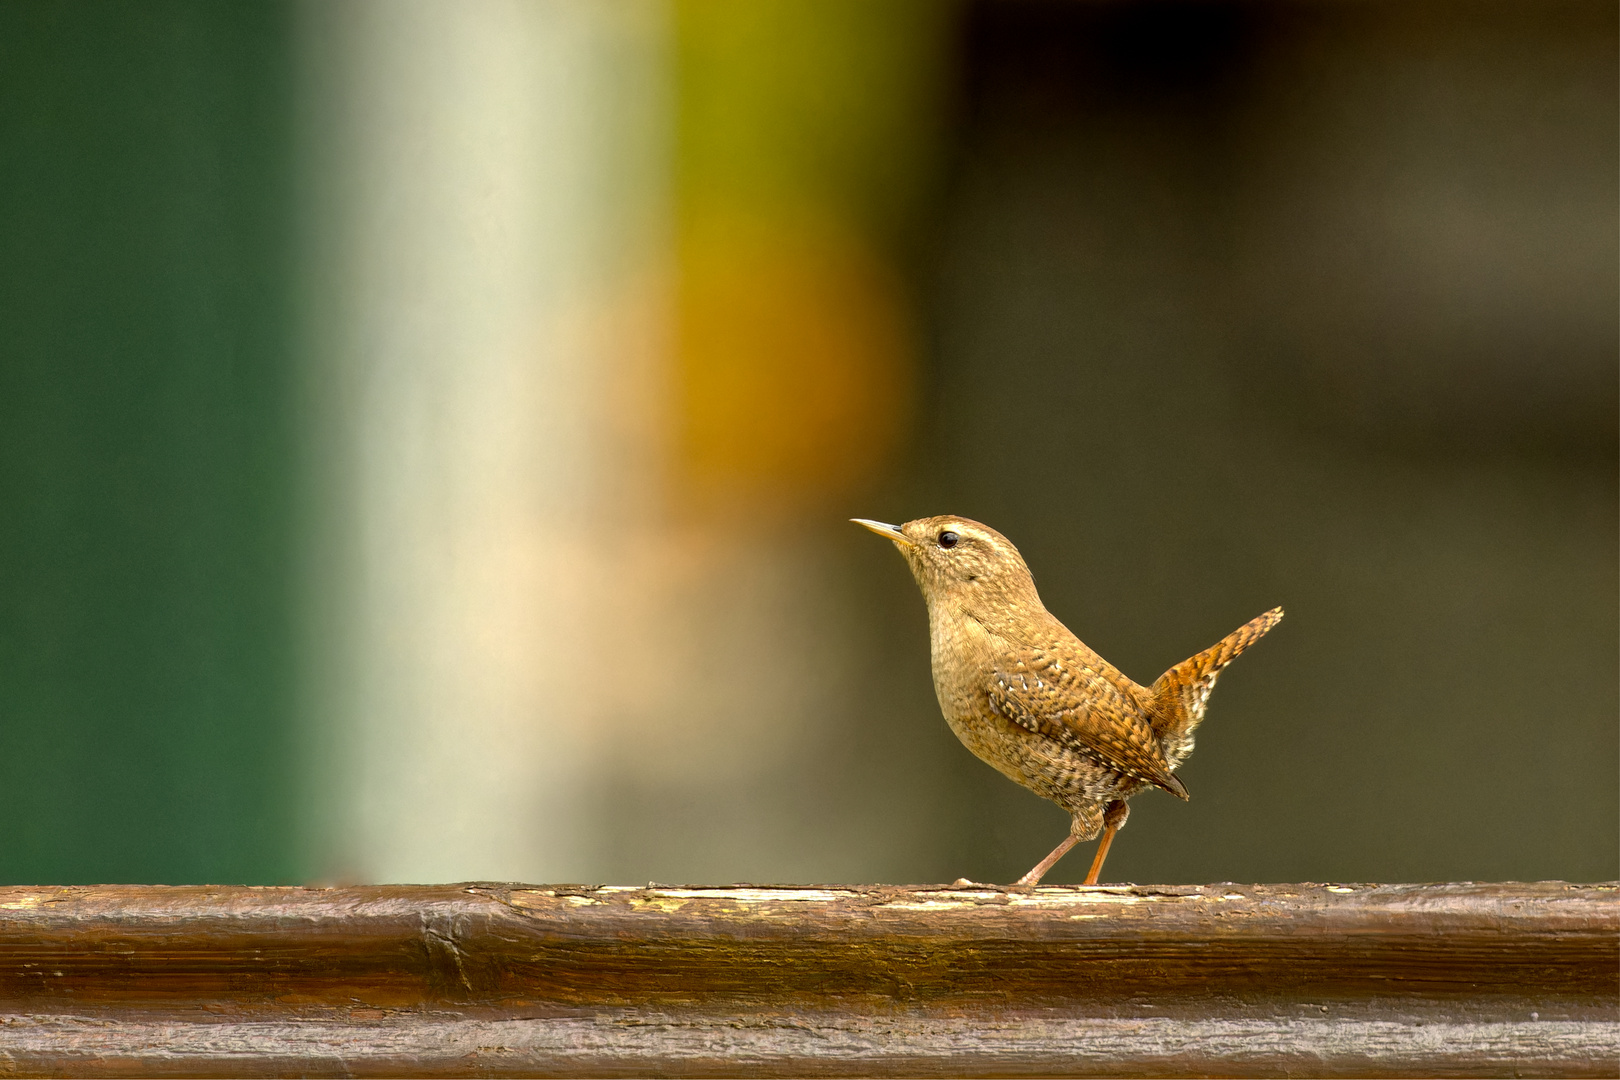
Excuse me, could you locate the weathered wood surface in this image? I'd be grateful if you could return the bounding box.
[0,881,1613,1078]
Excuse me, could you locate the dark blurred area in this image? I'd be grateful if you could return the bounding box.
[871,0,1617,883]
[0,0,1613,886]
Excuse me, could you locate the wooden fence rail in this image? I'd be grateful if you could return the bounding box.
[0,881,1614,1077]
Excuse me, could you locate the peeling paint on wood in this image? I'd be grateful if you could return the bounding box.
[0,881,1614,1077]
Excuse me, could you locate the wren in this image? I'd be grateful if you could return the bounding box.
[855,515,1282,887]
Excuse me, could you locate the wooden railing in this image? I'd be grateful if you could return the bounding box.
[0,881,1614,1077]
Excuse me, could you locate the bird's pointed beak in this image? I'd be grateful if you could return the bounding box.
[851,518,914,546]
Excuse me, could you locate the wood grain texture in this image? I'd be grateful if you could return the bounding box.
[0,881,1614,1077]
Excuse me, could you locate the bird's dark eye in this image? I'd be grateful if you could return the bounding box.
[938,530,959,549]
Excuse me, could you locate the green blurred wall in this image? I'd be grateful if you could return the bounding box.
[0,2,299,884]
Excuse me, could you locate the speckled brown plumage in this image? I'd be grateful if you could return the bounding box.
[854,515,1283,886]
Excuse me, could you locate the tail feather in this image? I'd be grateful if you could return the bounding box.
[1149,607,1283,743]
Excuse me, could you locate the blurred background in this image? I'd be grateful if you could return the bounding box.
[0,0,1613,888]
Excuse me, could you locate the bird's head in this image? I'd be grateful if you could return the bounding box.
[852,515,1045,624]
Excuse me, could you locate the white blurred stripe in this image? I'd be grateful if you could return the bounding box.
[299,0,669,884]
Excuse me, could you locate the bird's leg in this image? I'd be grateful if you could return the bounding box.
[1015,808,1101,887]
[1014,834,1078,887]
[1082,799,1131,885]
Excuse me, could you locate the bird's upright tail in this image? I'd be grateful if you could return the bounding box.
[1148,607,1283,755]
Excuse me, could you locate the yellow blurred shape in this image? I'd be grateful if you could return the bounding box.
[678,211,911,510]
[672,0,953,513]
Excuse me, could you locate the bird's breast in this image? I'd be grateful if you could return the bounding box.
[926,603,994,713]
[925,606,1036,777]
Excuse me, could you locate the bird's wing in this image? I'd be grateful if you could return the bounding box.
[986,644,1187,799]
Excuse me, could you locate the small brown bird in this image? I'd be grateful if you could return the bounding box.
[855,515,1282,886]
